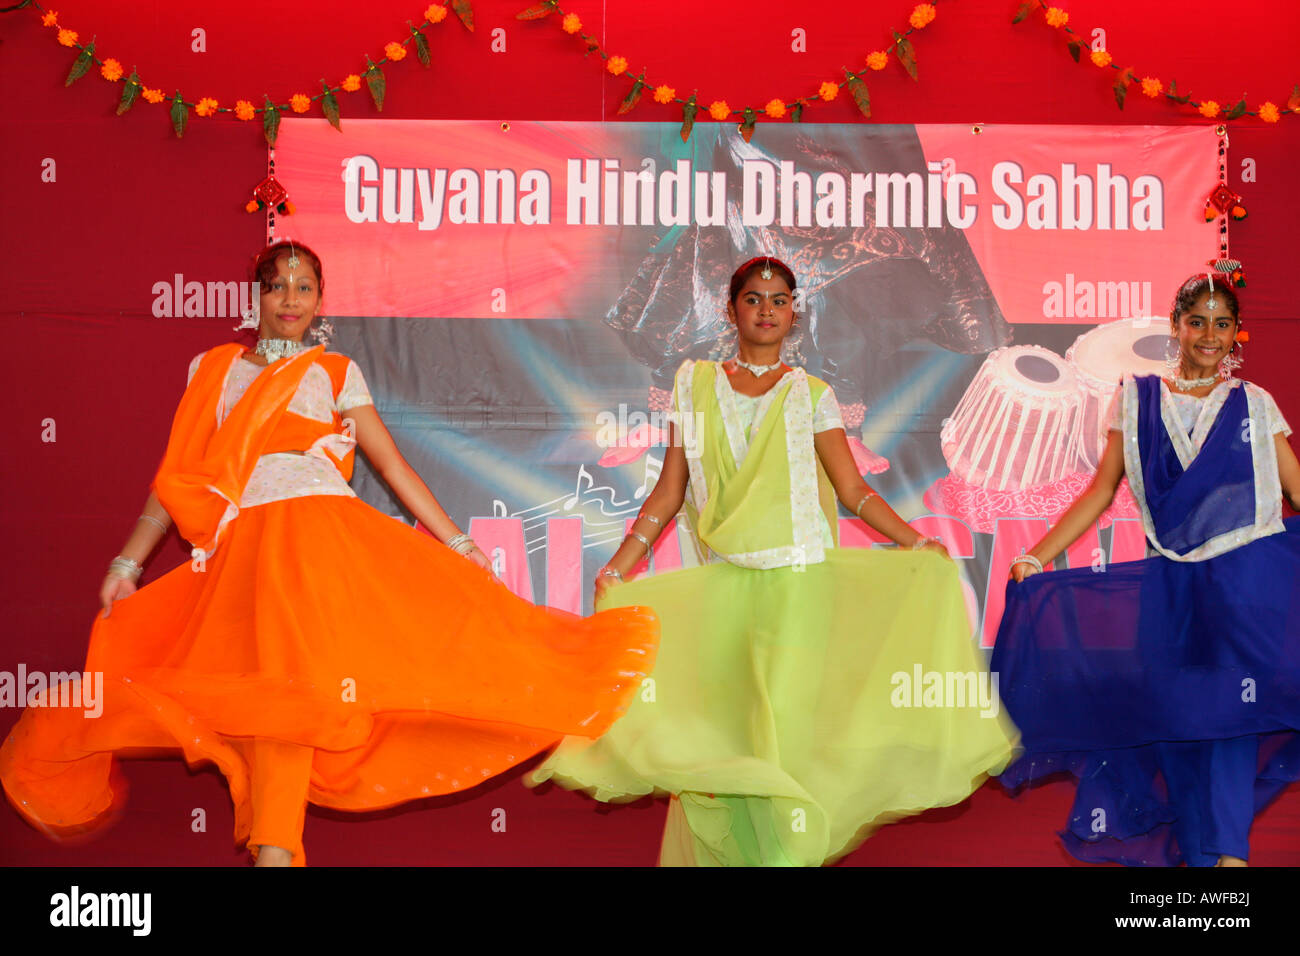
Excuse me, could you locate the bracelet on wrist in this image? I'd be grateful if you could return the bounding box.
[911,535,942,551]
[108,555,143,582]
[626,531,652,552]
[445,532,476,555]
[1010,553,1044,575]
[855,493,878,519]
[599,566,624,583]
[137,514,168,534]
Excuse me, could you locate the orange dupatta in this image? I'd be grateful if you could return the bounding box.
[152,343,325,560]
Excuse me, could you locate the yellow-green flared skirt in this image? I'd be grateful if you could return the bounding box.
[529,548,1019,866]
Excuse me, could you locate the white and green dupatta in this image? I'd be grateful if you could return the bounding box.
[672,359,839,569]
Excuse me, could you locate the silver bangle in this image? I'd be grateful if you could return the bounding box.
[599,566,624,583]
[445,533,475,554]
[108,555,143,581]
[627,531,651,552]
[855,493,878,518]
[1010,553,1044,575]
[912,535,942,551]
[137,514,168,533]
[640,513,662,527]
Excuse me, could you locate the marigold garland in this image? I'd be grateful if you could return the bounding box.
[1014,0,1298,122]
[516,0,944,140]
[12,0,473,141]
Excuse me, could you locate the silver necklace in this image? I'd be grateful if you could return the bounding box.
[254,337,308,363]
[1168,373,1218,391]
[732,357,783,377]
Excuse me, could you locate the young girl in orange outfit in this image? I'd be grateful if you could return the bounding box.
[0,241,658,866]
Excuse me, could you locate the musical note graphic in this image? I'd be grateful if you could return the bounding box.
[635,453,663,499]
[564,464,595,510]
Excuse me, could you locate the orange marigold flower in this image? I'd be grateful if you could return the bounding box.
[909,3,936,30]
[818,81,839,101]
[385,41,407,62]
[652,85,676,104]
[562,13,582,34]
[1259,101,1281,123]
[290,94,312,113]
[1198,100,1220,118]
[100,58,124,82]
[195,97,219,117]
[1236,329,1250,344]
[41,11,58,27]
[341,74,362,92]
[424,3,447,23]
[245,200,261,213]
[606,55,628,76]
[142,87,164,104]
[765,98,786,118]
[866,51,888,71]
[57,28,78,46]
[1045,7,1068,28]
[708,100,730,120]
[1140,76,1162,97]
[234,100,256,121]
[1090,49,1112,68]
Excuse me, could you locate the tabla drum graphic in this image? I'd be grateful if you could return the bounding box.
[940,345,1082,491]
[1066,318,1169,470]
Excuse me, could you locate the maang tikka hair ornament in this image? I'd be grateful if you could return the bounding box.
[760,256,773,281]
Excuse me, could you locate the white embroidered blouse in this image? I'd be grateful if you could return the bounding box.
[187,351,374,509]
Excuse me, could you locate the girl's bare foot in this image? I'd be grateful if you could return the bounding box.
[1215,855,1248,867]
[254,845,293,867]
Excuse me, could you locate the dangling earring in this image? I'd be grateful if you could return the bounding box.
[1164,334,1181,375]
[309,314,334,345]
[1219,343,1243,380]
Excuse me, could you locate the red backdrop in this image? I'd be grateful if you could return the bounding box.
[2,0,1297,865]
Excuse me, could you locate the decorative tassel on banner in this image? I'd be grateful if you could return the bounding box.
[245,175,293,218]
[1204,184,1247,222]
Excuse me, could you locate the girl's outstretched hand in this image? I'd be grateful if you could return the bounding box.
[464,546,496,576]
[100,575,137,618]
[1009,562,1040,583]
[594,568,622,604]
[919,539,951,561]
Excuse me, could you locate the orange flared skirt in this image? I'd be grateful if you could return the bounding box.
[0,493,658,861]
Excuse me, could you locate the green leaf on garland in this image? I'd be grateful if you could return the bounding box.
[740,107,756,142]
[1288,84,1300,111]
[413,27,431,67]
[1011,1,1034,24]
[1112,67,1134,110]
[1225,96,1248,120]
[451,0,475,32]
[170,91,188,138]
[617,72,646,115]
[516,2,555,18]
[365,57,386,112]
[65,39,95,87]
[320,80,342,130]
[1066,39,1082,63]
[680,94,697,143]
[263,95,281,146]
[893,31,918,81]
[1168,79,1190,105]
[846,71,871,118]
[116,69,142,115]
[791,100,804,123]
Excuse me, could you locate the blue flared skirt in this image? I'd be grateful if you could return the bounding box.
[992,516,1300,865]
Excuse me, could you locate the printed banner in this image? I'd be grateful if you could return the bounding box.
[274,120,1219,643]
